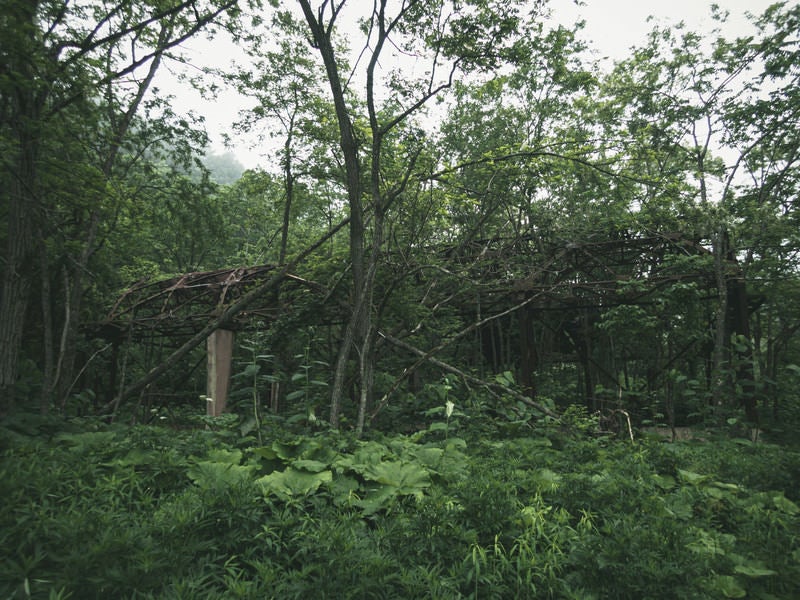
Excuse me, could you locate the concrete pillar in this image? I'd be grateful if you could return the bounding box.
[206,328,234,417]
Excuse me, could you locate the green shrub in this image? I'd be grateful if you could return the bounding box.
[1,412,798,598]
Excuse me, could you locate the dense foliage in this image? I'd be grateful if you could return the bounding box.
[2,0,800,596]
[2,0,799,433]
[2,412,799,598]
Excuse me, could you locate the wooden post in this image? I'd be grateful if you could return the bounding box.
[207,329,234,417]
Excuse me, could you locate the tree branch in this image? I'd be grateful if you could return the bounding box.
[369,286,561,421]
[375,331,560,420]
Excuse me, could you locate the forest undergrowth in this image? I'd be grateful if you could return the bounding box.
[2,404,799,599]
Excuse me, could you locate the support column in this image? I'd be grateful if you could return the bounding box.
[207,329,234,417]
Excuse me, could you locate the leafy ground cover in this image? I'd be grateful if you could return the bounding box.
[1,411,799,599]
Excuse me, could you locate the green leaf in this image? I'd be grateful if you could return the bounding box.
[251,445,284,472]
[363,460,431,494]
[242,363,261,377]
[330,475,360,506]
[652,474,676,490]
[733,564,777,577]
[665,497,694,520]
[206,448,243,464]
[187,460,255,491]
[772,494,799,515]
[410,446,444,468]
[106,448,161,467]
[293,459,330,473]
[256,467,332,498]
[55,431,117,450]
[713,575,746,598]
[358,483,399,515]
[711,481,741,491]
[785,363,800,375]
[446,437,468,450]
[359,441,392,460]
[678,469,711,486]
[688,530,729,556]
[271,439,315,461]
[532,468,562,492]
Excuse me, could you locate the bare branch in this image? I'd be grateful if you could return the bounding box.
[374,329,560,421]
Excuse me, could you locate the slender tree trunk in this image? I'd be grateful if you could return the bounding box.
[298,0,366,427]
[279,126,295,266]
[356,323,378,436]
[728,273,758,424]
[519,305,538,398]
[0,169,37,415]
[39,242,54,414]
[711,227,729,408]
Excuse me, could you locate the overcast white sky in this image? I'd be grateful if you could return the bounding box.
[166,0,777,169]
[557,0,772,63]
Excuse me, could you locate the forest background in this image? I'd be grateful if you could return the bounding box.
[1,0,798,432]
[2,0,800,597]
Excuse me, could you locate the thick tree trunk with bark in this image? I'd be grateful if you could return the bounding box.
[0,164,37,415]
[0,18,42,413]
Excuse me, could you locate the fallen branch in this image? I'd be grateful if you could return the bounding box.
[369,285,559,421]
[376,331,560,421]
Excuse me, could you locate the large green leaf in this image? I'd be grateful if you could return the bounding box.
[358,484,400,515]
[677,469,711,486]
[187,461,255,492]
[733,564,777,577]
[330,474,360,506]
[334,440,388,474]
[256,467,332,498]
[206,448,243,464]
[772,493,799,515]
[293,458,330,473]
[363,460,430,494]
[712,575,746,598]
[410,446,444,468]
[55,431,117,450]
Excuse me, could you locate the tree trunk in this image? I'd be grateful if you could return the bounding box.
[298,0,366,428]
[728,273,758,424]
[279,125,295,266]
[519,305,538,398]
[0,182,36,414]
[0,0,43,416]
[39,243,55,415]
[711,228,729,409]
